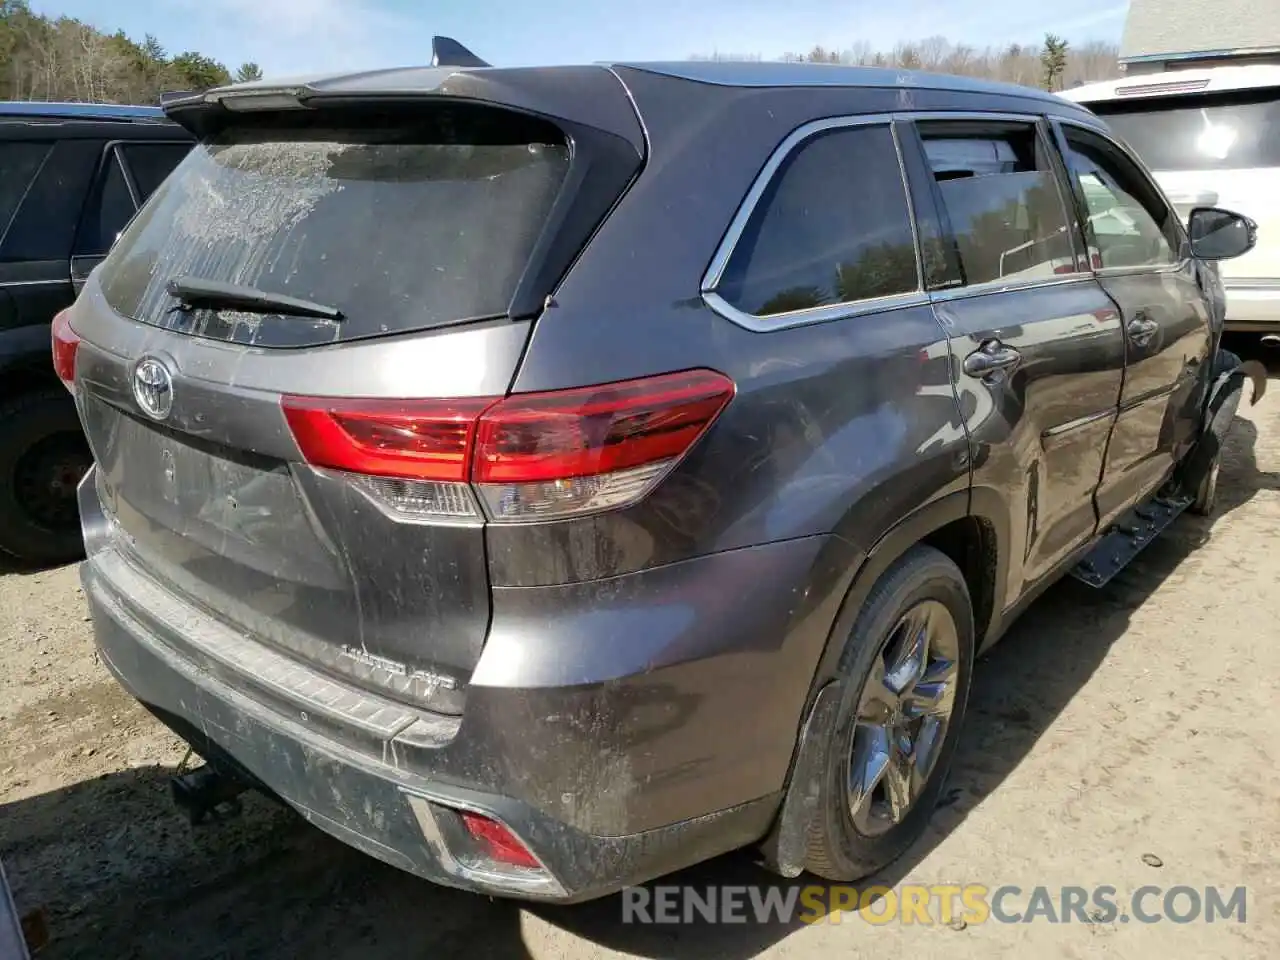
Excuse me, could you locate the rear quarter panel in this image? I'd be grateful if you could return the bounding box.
[484,75,988,822]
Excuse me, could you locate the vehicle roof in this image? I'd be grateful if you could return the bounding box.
[1061,63,1280,104]
[203,59,1070,105]
[621,61,1071,101]
[0,101,169,121]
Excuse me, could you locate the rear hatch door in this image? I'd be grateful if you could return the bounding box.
[73,78,643,714]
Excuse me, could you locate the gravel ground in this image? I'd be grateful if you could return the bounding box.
[3,341,1279,959]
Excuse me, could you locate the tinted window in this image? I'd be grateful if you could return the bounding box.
[0,141,52,240]
[1063,129,1178,269]
[920,123,1078,286]
[120,143,191,199]
[75,152,137,257]
[716,124,919,317]
[101,106,570,347]
[1091,89,1280,171]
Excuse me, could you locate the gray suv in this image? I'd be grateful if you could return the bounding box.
[63,46,1262,902]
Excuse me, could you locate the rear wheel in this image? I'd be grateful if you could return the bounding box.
[804,546,975,881]
[0,389,91,565]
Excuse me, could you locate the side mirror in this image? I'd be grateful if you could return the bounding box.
[1188,207,1257,260]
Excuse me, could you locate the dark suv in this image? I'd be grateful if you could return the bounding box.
[0,102,191,564]
[64,53,1262,902]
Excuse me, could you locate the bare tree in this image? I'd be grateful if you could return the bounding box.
[693,34,1120,87]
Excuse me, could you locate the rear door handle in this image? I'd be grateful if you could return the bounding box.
[1127,316,1159,347]
[963,341,1022,381]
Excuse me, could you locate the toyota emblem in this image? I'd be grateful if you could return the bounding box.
[133,357,174,420]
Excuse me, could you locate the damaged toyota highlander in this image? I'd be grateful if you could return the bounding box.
[60,39,1265,902]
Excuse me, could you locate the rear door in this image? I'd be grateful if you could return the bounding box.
[73,98,639,714]
[902,114,1127,600]
[1054,121,1212,526]
[0,138,99,343]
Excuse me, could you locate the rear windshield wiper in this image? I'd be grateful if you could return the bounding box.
[167,277,344,322]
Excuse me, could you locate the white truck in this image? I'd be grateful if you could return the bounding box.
[1063,64,1280,331]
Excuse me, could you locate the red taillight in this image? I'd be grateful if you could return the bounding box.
[281,396,496,482]
[473,370,735,483]
[459,810,541,869]
[51,308,80,391]
[281,369,735,523]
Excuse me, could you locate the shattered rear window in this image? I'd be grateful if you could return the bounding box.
[99,106,570,347]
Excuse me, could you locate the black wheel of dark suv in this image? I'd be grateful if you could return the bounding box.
[0,389,92,566]
[804,545,975,881]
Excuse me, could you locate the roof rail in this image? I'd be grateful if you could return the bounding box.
[0,101,166,121]
[431,36,490,68]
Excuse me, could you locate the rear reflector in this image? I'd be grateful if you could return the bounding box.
[283,369,734,523]
[459,810,541,869]
[51,308,80,391]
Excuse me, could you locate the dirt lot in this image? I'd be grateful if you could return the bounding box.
[3,343,1279,959]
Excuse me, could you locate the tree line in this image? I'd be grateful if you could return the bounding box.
[0,0,261,104]
[0,1,1120,106]
[695,34,1120,90]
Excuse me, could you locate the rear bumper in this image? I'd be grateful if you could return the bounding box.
[78,471,829,901]
[1223,284,1280,330]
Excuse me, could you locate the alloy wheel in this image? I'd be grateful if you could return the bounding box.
[847,599,961,837]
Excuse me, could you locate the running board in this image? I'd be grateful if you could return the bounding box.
[1070,495,1193,588]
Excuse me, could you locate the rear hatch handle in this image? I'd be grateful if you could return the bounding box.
[167,276,344,321]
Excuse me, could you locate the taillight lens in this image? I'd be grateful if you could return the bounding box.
[474,370,734,522]
[51,308,81,391]
[281,369,735,524]
[281,396,495,482]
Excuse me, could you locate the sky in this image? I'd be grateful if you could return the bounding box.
[29,0,1131,79]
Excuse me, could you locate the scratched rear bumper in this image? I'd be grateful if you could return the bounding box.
[83,554,778,901]
[77,468,801,901]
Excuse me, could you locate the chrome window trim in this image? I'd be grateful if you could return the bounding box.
[930,273,1094,304]
[701,108,1113,333]
[703,289,931,330]
[700,112,927,333]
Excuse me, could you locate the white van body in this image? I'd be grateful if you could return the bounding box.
[1063,65,1280,330]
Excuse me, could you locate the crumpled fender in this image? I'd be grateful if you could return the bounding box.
[1204,351,1266,441]
[1175,349,1266,496]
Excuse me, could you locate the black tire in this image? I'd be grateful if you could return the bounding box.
[804,545,975,881]
[0,388,91,565]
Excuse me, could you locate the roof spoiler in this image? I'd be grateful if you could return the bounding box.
[431,36,490,68]
[159,90,199,107]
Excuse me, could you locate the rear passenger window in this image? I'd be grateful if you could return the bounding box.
[75,152,136,257]
[120,143,190,200]
[0,141,52,241]
[716,124,919,317]
[919,122,1079,286]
